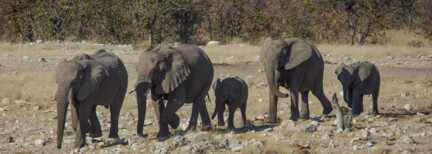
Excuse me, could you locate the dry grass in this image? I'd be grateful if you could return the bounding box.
[202,44,261,63]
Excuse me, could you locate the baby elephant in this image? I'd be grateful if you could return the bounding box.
[211,77,248,130]
[335,61,380,116]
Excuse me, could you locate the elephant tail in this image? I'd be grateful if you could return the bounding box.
[206,93,211,103]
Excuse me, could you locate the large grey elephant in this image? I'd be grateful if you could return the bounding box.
[211,77,248,131]
[134,45,213,140]
[260,37,333,122]
[55,50,128,148]
[335,61,380,116]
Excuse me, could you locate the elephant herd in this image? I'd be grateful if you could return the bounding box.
[54,37,381,149]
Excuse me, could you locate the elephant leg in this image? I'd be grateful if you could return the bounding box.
[187,100,202,131]
[241,104,247,127]
[71,103,79,132]
[290,90,300,121]
[198,98,212,131]
[299,91,310,120]
[351,88,362,116]
[76,105,91,148]
[359,94,364,113]
[227,106,236,131]
[89,106,102,138]
[153,99,165,123]
[372,90,380,115]
[312,87,333,115]
[158,85,185,140]
[108,91,125,139]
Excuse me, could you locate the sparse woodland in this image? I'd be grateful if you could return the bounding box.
[0,0,431,46]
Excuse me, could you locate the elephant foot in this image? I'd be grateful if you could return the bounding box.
[74,139,86,149]
[323,107,333,115]
[373,110,380,116]
[290,115,299,121]
[201,124,212,131]
[352,112,359,117]
[226,125,235,132]
[168,114,180,129]
[299,113,310,120]
[138,133,148,138]
[265,116,278,123]
[89,132,102,138]
[157,128,171,141]
[218,121,225,126]
[186,124,197,131]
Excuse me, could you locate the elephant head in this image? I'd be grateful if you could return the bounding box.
[211,78,228,126]
[134,45,190,135]
[55,59,107,149]
[260,37,313,98]
[335,63,354,107]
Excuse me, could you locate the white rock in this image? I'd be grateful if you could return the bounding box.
[0,107,8,112]
[404,104,412,111]
[38,58,46,62]
[399,135,414,144]
[256,115,265,120]
[206,41,220,46]
[32,106,41,111]
[34,139,46,146]
[2,98,10,105]
[401,92,410,97]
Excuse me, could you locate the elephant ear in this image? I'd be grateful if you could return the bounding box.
[259,37,273,65]
[356,63,371,82]
[155,47,191,94]
[282,38,313,70]
[77,60,108,101]
[212,78,221,90]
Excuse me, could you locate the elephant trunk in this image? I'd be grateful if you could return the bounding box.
[55,86,70,149]
[136,82,150,136]
[265,60,288,98]
[342,85,352,107]
[211,104,218,120]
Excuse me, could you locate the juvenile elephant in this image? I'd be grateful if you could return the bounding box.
[55,50,128,148]
[335,61,380,116]
[260,37,333,122]
[211,77,248,131]
[134,45,213,140]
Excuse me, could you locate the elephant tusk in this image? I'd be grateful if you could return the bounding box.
[128,88,135,94]
[143,89,150,96]
[51,98,56,101]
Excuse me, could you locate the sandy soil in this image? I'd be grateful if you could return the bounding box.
[0,43,432,153]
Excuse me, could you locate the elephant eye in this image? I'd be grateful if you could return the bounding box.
[71,79,77,84]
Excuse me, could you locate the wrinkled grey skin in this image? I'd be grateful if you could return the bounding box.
[55,50,128,149]
[134,45,213,140]
[211,77,248,131]
[335,61,380,116]
[260,37,333,122]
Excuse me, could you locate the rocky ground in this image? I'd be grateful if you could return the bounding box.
[0,42,432,153]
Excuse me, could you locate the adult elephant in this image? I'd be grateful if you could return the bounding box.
[260,37,333,122]
[55,50,128,148]
[335,61,380,116]
[134,45,213,140]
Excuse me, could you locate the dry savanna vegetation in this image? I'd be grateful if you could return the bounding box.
[1,31,432,153]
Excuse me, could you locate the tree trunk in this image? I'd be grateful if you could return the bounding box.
[330,93,352,131]
[359,17,371,45]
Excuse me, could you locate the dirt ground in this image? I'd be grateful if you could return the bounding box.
[0,42,432,153]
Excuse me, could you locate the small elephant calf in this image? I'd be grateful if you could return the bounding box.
[211,77,248,130]
[335,61,380,116]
